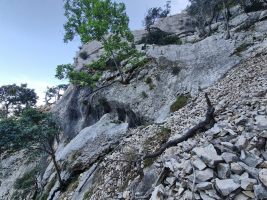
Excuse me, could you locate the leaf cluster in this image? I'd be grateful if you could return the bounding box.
[63,0,133,44]
[0,108,61,155]
[0,84,38,117]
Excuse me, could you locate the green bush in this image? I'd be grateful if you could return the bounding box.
[234,43,252,56]
[172,66,181,75]
[143,127,171,168]
[79,51,89,60]
[170,95,189,112]
[83,190,93,200]
[145,77,155,90]
[36,176,57,200]
[145,77,152,84]
[139,28,182,45]
[14,168,38,190]
[141,91,148,98]
[69,71,101,87]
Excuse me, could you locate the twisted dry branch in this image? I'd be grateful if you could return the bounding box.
[143,93,215,160]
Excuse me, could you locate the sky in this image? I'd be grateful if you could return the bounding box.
[0,0,188,104]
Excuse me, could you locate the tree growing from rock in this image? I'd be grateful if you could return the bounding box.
[0,84,38,118]
[63,0,137,83]
[19,109,64,188]
[0,108,64,189]
[45,84,68,105]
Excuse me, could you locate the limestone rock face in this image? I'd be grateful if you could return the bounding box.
[57,114,128,171]
[2,5,267,200]
[152,13,196,35]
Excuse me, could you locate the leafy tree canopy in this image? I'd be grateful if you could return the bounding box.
[62,0,144,85]
[63,0,133,44]
[0,84,38,118]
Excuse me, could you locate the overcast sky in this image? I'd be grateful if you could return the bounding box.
[0,0,188,103]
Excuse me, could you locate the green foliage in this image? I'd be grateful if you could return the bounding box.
[0,84,38,117]
[145,77,152,84]
[234,43,252,56]
[55,63,74,80]
[172,66,181,75]
[145,77,155,90]
[63,0,145,84]
[0,117,21,152]
[12,166,40,200]
[143,127,171,168]
[69,70,101,87]
[36,176,57,200]
[14,168,38,190]
[64,0,133,44]
[0,108,61,156]
[139,28,182,45]
[83,190,93,200]
[170,95,189,112]
[141,91,148,98]
[45,84,68,105]
[79,51,88,60]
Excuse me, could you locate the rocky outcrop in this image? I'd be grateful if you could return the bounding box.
[2,6,267,200]
[152,12,196,36]
[70,52,266,200]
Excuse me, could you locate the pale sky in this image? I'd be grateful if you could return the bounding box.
[0,0,189,104]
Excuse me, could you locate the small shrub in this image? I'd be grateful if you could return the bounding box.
[170,95,189,112]
[79,51,89,60]
[139,28,182,45]
[145,77,152,84]
[141,91,148,98]
[14,168,38,190]
[143,127,171,168]
[172,66,181,75]
[143,157,158,168]
[36,175,57,200]
[234,43,252,56]
[145,77,155,90]
[83,190,93,200]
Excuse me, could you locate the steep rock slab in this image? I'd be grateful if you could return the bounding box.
[56,114,128,172]
[147,35,240,94]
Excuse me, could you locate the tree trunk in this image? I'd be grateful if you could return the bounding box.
[207,7,216,36]
[51,154,64,188]
[101,37,125,82]
[110,50,125,82]
[223,0,230,39]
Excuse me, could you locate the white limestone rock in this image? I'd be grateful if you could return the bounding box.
[215,178,240,196]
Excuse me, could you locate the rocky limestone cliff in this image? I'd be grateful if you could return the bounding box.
[1,6,267,200]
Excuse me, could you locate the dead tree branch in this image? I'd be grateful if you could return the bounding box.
[143,93,215,160]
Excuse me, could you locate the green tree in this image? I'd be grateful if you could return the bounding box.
[0,84,38,117]
[0,108,64,188]
[45,84,68,105]
[63,0,136,82]
[19,109,64,188]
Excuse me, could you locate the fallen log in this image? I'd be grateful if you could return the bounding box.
[143,93,215,160]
